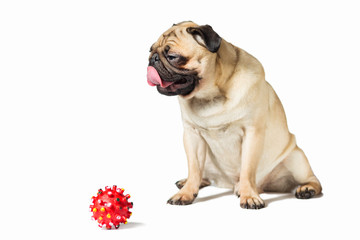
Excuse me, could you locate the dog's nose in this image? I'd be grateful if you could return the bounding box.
[150,53,159,65]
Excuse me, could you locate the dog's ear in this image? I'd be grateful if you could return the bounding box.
[186,25,221,53]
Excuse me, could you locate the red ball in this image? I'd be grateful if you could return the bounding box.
[90,185,133,229]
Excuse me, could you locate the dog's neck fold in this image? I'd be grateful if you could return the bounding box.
[197,39,240,100]
[215,39,241,87]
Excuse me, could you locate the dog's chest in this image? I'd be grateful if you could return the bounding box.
[198,124,244,174]
[180,96,247,179]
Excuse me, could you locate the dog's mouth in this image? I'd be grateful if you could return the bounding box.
[147,66,198,96]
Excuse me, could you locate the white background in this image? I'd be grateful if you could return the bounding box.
[1,0,359,239]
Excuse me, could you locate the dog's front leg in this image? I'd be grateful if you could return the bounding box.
[167,127,206,205]
[236,127,266,209]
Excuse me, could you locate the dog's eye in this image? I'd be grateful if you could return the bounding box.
[167,55,178,61]
[166,54,188,66]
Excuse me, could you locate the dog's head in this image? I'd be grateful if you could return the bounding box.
[147,21,221,97]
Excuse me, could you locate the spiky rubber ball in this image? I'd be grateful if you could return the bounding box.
[90,185,133,229]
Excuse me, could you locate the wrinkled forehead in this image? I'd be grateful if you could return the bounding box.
[161,21,197,37]
[152,22,199,53]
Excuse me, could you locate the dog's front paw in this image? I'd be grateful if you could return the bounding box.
[235,184,265,209]
[239,195,265,209]
[167,191,198,205]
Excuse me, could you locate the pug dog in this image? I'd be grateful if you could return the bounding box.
[147,21,322,209]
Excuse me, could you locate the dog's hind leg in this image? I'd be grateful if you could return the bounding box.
[283,146,322,199]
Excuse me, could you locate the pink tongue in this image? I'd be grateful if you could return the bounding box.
[147,66,174,88]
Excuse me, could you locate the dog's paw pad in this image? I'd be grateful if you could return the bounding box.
[295,186,316,199]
